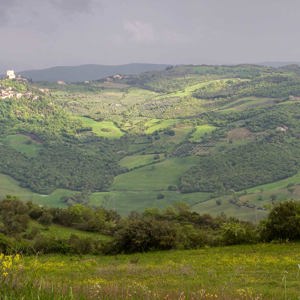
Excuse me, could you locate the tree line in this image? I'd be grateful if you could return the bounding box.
[0,197,299,255]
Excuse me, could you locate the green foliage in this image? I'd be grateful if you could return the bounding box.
[260,201,300,241]
[193,74,300,99]
[110,216,178,253]
[180,137,300,193]
[4,65,300,219]
[0,141,120,194]
[0,197,30,235]
[189,124,216,142]
[79,117,124,138]
[0,96,81,138]
[221,221,258,245]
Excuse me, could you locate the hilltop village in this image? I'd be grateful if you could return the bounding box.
[0,70,35,100]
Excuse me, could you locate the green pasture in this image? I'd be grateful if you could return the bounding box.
[154,124,193,145]
[219,97,276,113]
[191,172,300,221]
[112,157,200,191]
[191,196,268,222]
[189,124,216,142]
[29,221,110,241]
[2,134,41,157]
[144,119,178,134]
[247,172,300,193]
[0,173,74,207]
[89,190,210,215]
[119,154,162,170]
[154,78,243,99]
[79,117,124,138]
[121,87,158,105]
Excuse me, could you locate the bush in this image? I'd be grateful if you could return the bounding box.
[157,193,165,199]
[221,221,258,245]
[110,217,178,253]
[33,235,70,254]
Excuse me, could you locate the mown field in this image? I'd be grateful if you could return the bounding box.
[2,243,300,299]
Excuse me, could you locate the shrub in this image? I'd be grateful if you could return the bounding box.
[221,221,258,245]
[110,217,178,253]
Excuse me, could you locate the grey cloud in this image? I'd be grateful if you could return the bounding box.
[0,0,19,24]
[50,0,95,14]
[2,0,300,71]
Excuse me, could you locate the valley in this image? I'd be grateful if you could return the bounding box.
[2,64,300,220]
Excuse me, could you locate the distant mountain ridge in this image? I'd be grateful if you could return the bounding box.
[18,63,169,82]
[258,61,300,68]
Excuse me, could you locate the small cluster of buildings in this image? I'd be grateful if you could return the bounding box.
[0,70,33,100]
[0,86,34,100]
[105,74,126,82]
[0,87,24,99]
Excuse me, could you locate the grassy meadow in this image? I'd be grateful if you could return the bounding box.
[189,124,216,142]
[2,243,300,299]
[2,134,41,157]
[0,173,74,207]
[119,154,163,170]
[144,119,179,134]
[89,190,210,215]
[79,117,124,138]
[1,165,299,218]
[112,157,200,191]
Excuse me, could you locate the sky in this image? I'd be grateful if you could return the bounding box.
[1,0,300,72]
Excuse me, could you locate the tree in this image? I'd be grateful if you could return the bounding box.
[111,216,178,253]
[260,201,300,241]
[38,211,53,227]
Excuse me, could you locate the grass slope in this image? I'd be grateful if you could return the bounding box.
[79,117,124,138]
[89,190,209,215]
[119,154,162,170]
[29,221,110,241]
[112,157,200,191]
[144,119,178,134]
[0,173,74,207]
[189,124,216,142]
[2,134,41,157]
[8,243,300,299]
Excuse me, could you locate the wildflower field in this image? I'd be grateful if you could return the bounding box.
[1,243,300,299]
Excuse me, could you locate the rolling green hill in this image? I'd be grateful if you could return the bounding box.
[19,63,168,82]
[3,64,300,220]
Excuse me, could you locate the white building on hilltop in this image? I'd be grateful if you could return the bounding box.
[6,70,16,80]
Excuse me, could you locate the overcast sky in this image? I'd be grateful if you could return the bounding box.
[1,0,300,72]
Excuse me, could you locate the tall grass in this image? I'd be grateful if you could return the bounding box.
[1,243,300,299]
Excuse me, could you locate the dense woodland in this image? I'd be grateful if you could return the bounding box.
[180,136,300,193]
